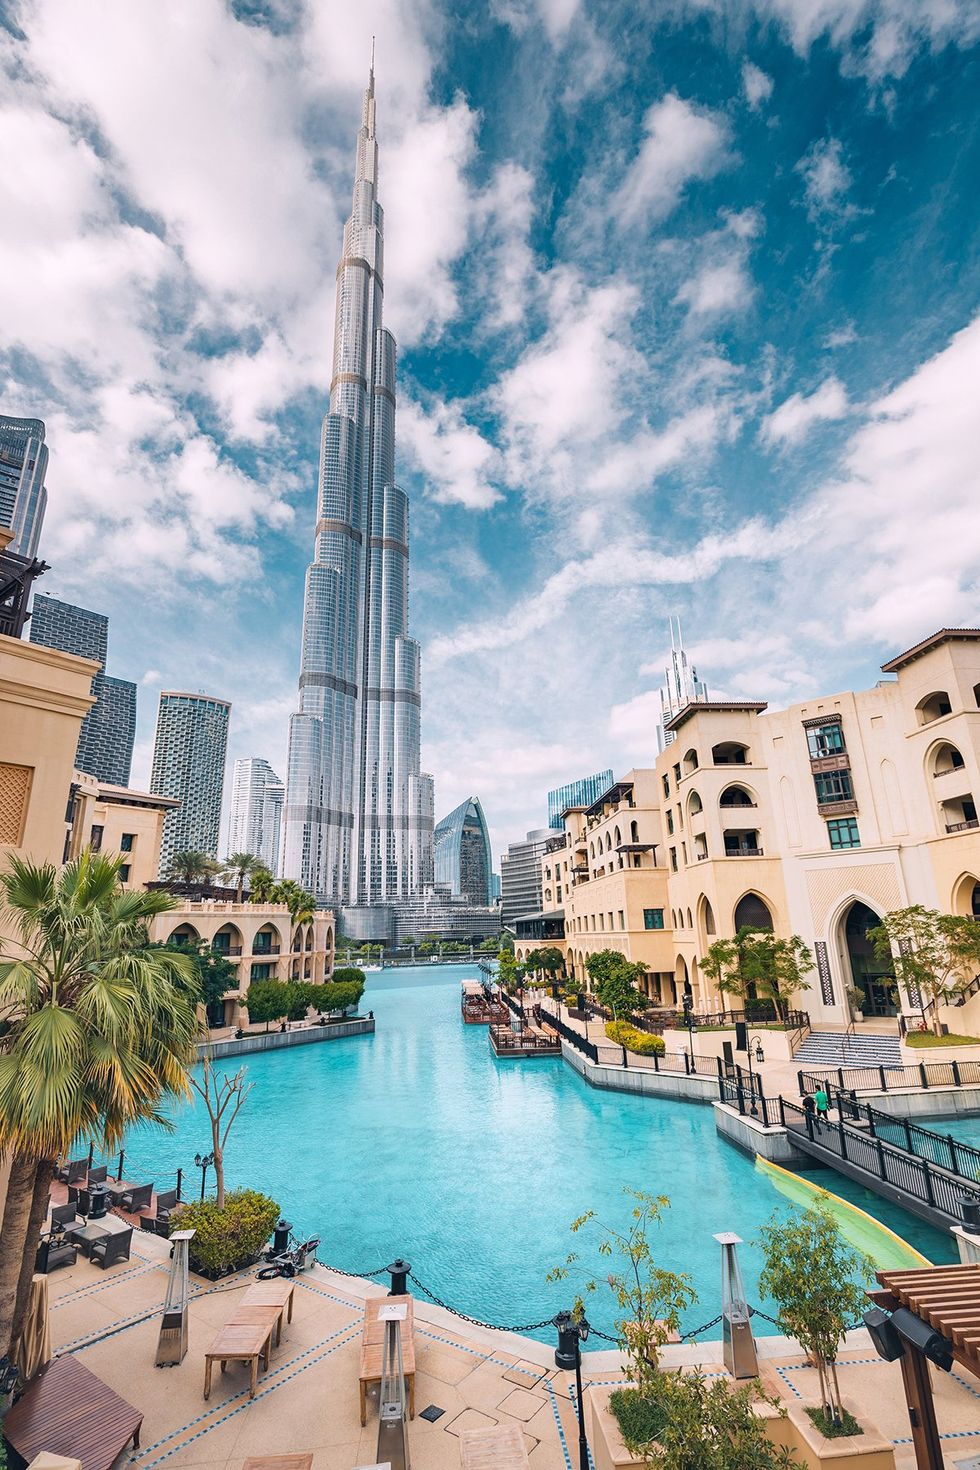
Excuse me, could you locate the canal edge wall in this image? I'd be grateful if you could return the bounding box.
[196,1016,375,1061]
[560,1040,717,1103]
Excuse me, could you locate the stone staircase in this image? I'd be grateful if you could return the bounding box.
[794,1029,903,1069]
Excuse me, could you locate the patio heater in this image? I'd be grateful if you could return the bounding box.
[156,1229,195,1367]
[376,1302,411,1470]
[713,1233,758,1379]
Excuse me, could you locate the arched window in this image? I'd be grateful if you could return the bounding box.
[589,841,595,859]
[614,826,621,845]
[683,748,699,773]
[916,691,953,725]
[930,742,966,777]
[605,833,612,852]
[686,907,693,929]
[733,893,774,932]
[630,820,639,842]
[700,895,716,936]
[719,784,755,807]
[712,741,749,765]
[688,791,703,815]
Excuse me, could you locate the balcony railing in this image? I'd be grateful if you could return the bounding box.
[945,817,980,833]
[932,765,965,778]
[808,753,851,774]
[212,944,242,957]
[816,798,859,816]
[251,943,281,955]
[724,846,764,857]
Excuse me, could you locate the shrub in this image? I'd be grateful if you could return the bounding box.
[806,1406,862,1440]
[609,1387,669,1451]
[606,1020,666,1056]
[332,965,367,986]
[174,1188,280,1277]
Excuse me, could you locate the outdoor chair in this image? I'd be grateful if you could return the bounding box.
[139,1215,169,1237]
[91,1227,132,1270]
[35,1231,78,1274]
[68,1185,93,1216]
[56,1158,88,1185]
[50,1201,80,1230]
[119,1182,154,1213]
[87,1165,108,1186]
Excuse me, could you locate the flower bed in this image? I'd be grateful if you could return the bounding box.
[605,1020,666,1056]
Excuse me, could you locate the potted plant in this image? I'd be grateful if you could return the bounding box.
[174,1188,280,1279]
[845,986,865,1022]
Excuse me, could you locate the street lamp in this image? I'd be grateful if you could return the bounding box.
[194,1151,215,1200]
[682,991,697,1067]
[745,1034,766,1117]
[554,1311,591,1470]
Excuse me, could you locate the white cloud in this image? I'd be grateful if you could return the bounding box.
[621,94,731,224]
[399,396,502,510]
[762,377,850,445]
[824,322,858,348]
[741,60,774,108]
[796,136,854,221]
[676,256,755,316]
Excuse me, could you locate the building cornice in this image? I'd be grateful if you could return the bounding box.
[665,699,768,733]
[881,627,980,673]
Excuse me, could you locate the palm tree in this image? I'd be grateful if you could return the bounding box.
[248,865,276,902]
[166,849,219,886]
[0,851,200,1359]
[218,852,263,903]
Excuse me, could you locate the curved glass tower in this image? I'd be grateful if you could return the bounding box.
[434,797,493,905]
[284,66,434,906]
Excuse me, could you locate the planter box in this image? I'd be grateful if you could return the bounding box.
[587,1384,895,1470]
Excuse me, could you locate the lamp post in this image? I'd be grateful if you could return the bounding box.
[744,1034,766,1118]
[554,1311,590,1470]
[194,1151,215,1200]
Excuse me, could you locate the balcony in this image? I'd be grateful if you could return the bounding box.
[808,753,851,775]
[724,846,764,857]
[251,943,281,956]
[946,818,980,834]
[212,944,242,957]
[816,798,859,816]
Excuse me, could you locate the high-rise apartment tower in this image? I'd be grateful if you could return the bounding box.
[29,594,137,785]
[229,757,285,875]
[150,691,230,875]
[659,618,707,749]
[547,769,614,829]
[500,828,553,927]
[0,415,48,560]
[283,65,434,907]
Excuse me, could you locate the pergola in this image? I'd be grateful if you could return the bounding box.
[871,1262,980,1469]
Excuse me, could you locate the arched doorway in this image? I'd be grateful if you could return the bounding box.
[842,901,897,1017]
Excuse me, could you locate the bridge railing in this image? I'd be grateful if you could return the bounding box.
[799,1057,980,1096]
[717,1074,779,1128]
[830,1089,980,1183]
[780,1096,980,1223]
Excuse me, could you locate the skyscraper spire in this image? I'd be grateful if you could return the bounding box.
[283,71,434,909]
[659,618,707,749]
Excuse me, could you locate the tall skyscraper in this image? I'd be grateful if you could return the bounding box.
[659,617,707,748]
[0,415,48,560]
[434,797,493,905]
[150,692,230,875]
[547,769,614,829]
[283,64,434,909]
[500,828,553,927]
[29,593,137,785]
[229,757,285,874]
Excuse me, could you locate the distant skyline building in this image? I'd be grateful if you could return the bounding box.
[500,828,552,927]
[150,691,230,875]
[229,757,285,875]
[0,415,48,560]
[547,769,614,829]
[29,593,137,785]
[434,796,493,905]
[283,62,434,912]
[659,617,708,748]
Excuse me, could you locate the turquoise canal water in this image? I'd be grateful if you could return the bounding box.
[123,965,957,1341]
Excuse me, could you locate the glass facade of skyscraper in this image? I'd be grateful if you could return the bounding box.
[283,67,433,907]
[229,757,285,875]
[547,769,614,829]
[150,692,230,875]
[433,796,493,905]
[0,415,48,560]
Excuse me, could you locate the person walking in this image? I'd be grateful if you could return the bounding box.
[814,1085,830,1121]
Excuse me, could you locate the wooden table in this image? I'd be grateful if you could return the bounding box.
[103,1179,137,1202]
[362,1292,415,1341]
[203,1318,275,1401]
[2,1354,143,1470]
[358,1296,416,1426]
[239,1279,296,1346]
[459,1424,530,1470]
[242,1457,313,1470]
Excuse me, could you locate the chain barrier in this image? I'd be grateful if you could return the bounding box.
[748,1305,781,1327]
[680,1312,723,1342]
[323,1264,391,1280]
[407,1272,557,1335]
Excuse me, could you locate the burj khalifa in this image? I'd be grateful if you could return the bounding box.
[283,64,434,910]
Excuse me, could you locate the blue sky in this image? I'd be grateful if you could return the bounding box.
[2,0,979,863]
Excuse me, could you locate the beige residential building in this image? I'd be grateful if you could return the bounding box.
[528,629,980,1032]
[65,772,179,889]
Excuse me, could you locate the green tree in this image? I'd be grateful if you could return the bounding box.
[218,852,263,903]
[548,1190,696,1393]
[244,979,291,1032]
[585,950,647,1018]
[869,905,980,1035]
[155,938,236,1013]
[0,851,199,1358]
[166,849,219,885]
[248,865,276,902]
[758,1202,873,1424]
[332,965,367,987]
[701,928,813,1022]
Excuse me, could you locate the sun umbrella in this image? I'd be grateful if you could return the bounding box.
[13,1273,52,1382]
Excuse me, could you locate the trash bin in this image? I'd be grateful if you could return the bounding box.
[88,1184,109,1220]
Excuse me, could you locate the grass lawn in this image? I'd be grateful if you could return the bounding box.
[905,1031,980,1048]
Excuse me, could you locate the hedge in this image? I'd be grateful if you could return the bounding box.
[605,1020,666,1056]
[173,1188,280,1277]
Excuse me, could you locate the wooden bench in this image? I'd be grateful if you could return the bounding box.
[239,1279,296,1347]
[241,1458,312,1470]
[359,1293,416,1426]
[203,1317,275,1401]
[459,1424,530,1470]
[3,1355,143,1470]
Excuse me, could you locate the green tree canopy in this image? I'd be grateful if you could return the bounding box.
[217,852,263,903]
[166,850,219,885]
[154,938,236,1011]
[244,979,291,1031]
[869,905,980,1034]
[585,950,647,1018]
[701,927,813,1021]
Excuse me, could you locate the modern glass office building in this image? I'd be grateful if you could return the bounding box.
[547,769,614,829]
[500,828,553,927]
[229,757,285,875]
[28,594,137,785]
[150,692,230,875]
[433,796,493,905]
[0,415,48,560]
[283,65,434,907]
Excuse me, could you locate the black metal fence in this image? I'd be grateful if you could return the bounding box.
[780,1095,980,1223]
[717,1074,779,1128]
[830,1090,980,1183]
[799,1057,980,1096]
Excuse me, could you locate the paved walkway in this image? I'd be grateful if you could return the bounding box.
[34,1233,980,1470]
